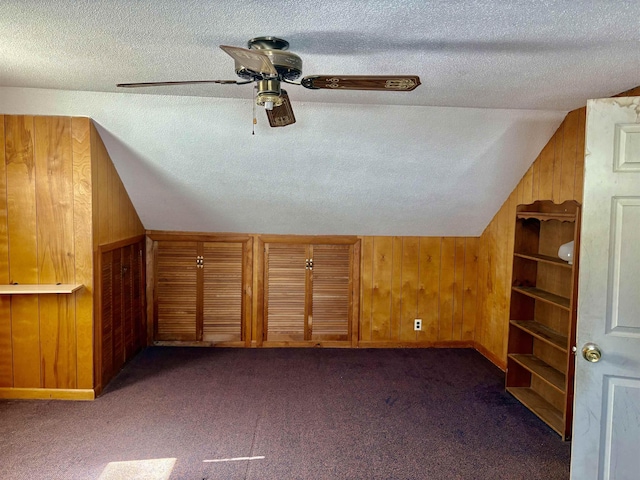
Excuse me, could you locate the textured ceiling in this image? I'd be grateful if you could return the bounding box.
[1,1,639,235]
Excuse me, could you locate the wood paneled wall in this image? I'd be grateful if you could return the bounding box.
[91,122,144,246]
[0,115,144,399]
[475,109,586,368]
[359,236,478,346]
[475,86,640,369]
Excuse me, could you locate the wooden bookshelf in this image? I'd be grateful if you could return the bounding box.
[506,200,580,440]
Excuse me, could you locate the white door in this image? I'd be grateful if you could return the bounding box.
[571,96,640,479]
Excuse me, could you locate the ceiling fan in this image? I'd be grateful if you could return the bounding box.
[117,37,421,127]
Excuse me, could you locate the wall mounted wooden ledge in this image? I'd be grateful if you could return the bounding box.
[0,284,84,294]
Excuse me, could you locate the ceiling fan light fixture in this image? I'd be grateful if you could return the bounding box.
[255,79,283,110]
[258,94,283,110]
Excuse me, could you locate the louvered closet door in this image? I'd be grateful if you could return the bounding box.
[155,241,198,341]
[310,244,351,341]
[265,243,309,341]
[202,242,243,342]
[101,250,114,382]
[121,245,134,360]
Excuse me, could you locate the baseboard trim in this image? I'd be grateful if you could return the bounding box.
[0,388,96,401]
[473,342,506,371]
[357,341,474,348]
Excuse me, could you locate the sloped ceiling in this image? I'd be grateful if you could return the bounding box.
[1,1,639,236]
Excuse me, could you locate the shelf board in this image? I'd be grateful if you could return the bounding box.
[513,252,573,268]
[512,286,570,310]
[0,284,83,295]
[510,320,568,352]
[516,212,576,222]
[506,387,564,436]
[508,354,566,393]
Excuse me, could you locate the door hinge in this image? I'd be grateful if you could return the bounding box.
[196,256,204,268]
[305,258,313,270]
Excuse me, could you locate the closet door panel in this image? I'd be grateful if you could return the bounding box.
[155,241,198,341]
[265,243,308,341]
[121,245,134,360]
[100,250,114,383]
[202,242,243,342]
[311,244,351,341]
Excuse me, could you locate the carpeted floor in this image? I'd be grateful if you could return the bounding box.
[0,347,571,479]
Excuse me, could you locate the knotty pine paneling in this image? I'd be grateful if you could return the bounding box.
[91,122,144,247]
[72,118,94,388]
[35,117,77,389]
[0,117,11,387]
[474,86,640,369]
[0,115,144,399]
[476,100,620,368]
[359,236,478,346]
[5,115,40,388]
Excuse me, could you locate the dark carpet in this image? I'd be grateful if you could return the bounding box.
[0,347,571,479]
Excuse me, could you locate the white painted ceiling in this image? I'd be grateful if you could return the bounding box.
[1,1,639,236]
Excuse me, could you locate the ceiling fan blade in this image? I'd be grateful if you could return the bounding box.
[266,90,296,127]
[117,80,250,88]
[220,45,278,77]
[301,75,421,91]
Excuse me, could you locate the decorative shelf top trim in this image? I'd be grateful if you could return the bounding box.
[0,284,83,294]
[516,212,576,222]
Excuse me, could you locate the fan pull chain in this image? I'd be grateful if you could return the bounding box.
[252,85,257,135]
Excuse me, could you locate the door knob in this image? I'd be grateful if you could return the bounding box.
[582,343,602,363]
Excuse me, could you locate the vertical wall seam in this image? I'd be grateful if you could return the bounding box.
[3,117,15,386]
[437,237,442,341]
[398,237,403,340]
[33,117,43,388]
[70,119,78,389]
[388,238,392,339]
[415,237,421,341]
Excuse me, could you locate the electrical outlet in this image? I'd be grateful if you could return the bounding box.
[414,319,422,331]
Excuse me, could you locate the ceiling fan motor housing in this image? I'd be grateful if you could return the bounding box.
[235,37,303,81]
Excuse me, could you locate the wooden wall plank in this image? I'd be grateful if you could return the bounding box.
[484,202,505,357]
[417,238,441,342]
[532,155,541,201]
[95,127,109,246]
[5,116,40,388]
[559,110,579,203]
[389,236,403,340]
[574,108,586,202]
[370,237,393,341]
[72,117,94,389]
[462,237,478,341]
[35,117,76,389]
[452,238,466,340]
[359,236,374,342]
[538,138,555,200]
[552,121,565,203]
[521,166,534,205]
[399,237,419,342]
[0,116,12,387]
[438,238,456,341]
